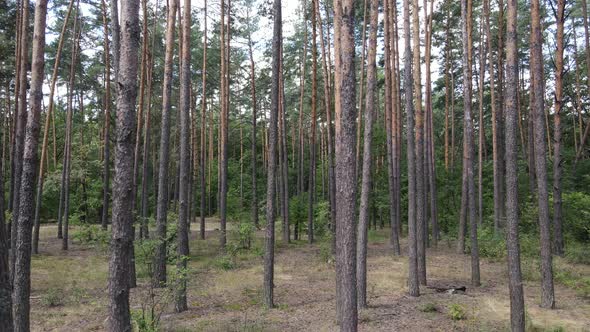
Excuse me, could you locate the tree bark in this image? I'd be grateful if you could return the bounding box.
[356,0,377,309]
[504,0,526,329]
[200,0,208,239]
[101,0,112,231]
[333,0,359,328]
[175,0,191,312]
[61,4,80,251]
[530,0,555,309]
[551,0,565,257]
[32,0,75,254]
[10,0,29,280]
[12,0,47,329]
[461,0,480,287]
[403,0,419,298]
[412,0,426,287]
[308,0,319,244]
[316,0,336,249]
[107,0,140,329]
[264,0,281,308]
[154,0,177,286]
[219,0,229,250]
[247,9,258,230]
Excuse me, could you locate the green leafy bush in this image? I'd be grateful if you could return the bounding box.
[41,288,64,307]
[71,225,109,249]
[237,221,255,249]
[561,192,590,242]
[448,304,466,321]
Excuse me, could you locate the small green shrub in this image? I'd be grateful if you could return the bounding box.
[448,304,466,321]
[565,242,590,265]
[216,255,236,270]
[132,309,159,332]
[41,288,64,307]
[418,303,438,313]
[562,192,590,242]
[71,225,109,249]
[237,221,255,249]
[476,227,506,261]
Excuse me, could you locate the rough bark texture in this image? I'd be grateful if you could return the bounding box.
[12,0,47,329]
[461,0,480,287]
[530,0,555,309]
[10,0,29,279]
[264,0,281,308]
[101,0,112,231]
[333,0,359,329]
[492,0,505,233]
[107,0,140,329]
[403,0,419,298]
[504,0,526,329]
[219,0,229,251]
[154,0,177,286]
[412,0,426,287]
[199,0,208,239]
[0,111,10,330]
[175,0,191,312]
[552,0,565,257]
[356,0,378,309]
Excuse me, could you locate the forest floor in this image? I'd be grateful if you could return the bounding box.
[29,220,590,331]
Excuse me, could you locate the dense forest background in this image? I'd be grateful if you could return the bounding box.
[0,0,589,330]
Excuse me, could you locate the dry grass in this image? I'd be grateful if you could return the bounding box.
[28,223,590,332]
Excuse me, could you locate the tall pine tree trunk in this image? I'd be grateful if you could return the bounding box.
[154,0,178,286]
[12,0,47,329]
[333,0,359,328]
[552,0,565,256]
[199,0,208,239]
[462,0,480,287]
[504,0,526,328]
[264,0,281,308]
[531,0,555,309]
[175,0,191,312]
[356,0,378,308]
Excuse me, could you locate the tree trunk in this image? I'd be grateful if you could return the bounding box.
[412,0,426,287]
[477,16,486,227]
[531,0,555,309]
[32,0,75,254]
[101,0,112,231]
[333,0,359,328]
[308,0,319,244]
[154,0,178,286]
[279,40,290,244]
[133,0,149,239]
[316,0,336,249]
[247,12,258,230]
[403,0,419,298]
[356,0,368,179]
[492,0,505,233]
[107,0,140,328]
[356,0,378,309]
[461,0,480,287]
[175,0,191,312]
[423,0,437,247]
[0,87,11,331]
[264,0,281,308]
[552,0,565,257]
[504,0,526,328]
[61,4,80,251]
[12,0,47,329]
[10,0,29,280]
[200,0,208,239]
[219,0,229,250]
